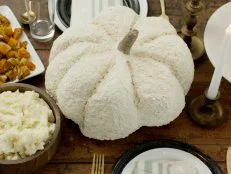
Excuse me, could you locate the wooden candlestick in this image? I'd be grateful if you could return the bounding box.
[180,0,205,60]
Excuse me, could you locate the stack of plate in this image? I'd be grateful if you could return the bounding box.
[54,0,148,31]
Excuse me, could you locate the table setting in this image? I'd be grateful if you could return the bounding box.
[0,0,231,174]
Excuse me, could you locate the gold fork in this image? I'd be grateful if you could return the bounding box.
[227,147,231,174]
[91,153,104,174]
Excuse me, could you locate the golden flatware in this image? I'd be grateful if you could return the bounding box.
[91,153,104,174]
[227,147,231,174]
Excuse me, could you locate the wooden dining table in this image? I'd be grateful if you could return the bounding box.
[1,0,231,173]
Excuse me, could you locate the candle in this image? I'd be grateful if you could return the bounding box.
[207,24,231,100]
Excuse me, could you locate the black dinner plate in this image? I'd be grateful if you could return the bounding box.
[56,0,140,28]
[112,140,222,174]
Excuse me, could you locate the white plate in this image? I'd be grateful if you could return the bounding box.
[112,140,221,174]
[122,148,212,174]
[204,2,231,82]
[53,0,148,32]
[0,5,45,83]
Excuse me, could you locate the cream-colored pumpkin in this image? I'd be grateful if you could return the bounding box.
[45,6,194,140]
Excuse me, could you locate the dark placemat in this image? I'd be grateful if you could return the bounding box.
[56,0,140,27]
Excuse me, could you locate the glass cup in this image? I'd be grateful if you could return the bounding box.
[27,0,55,42]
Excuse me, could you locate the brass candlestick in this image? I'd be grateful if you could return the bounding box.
[180,0,205,60]
[20,0,36,24]
[188,89,225,127]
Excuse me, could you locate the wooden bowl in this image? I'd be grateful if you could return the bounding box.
[0,83,61,174]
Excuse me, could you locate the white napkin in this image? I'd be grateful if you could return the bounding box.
[70,0,123,28]
[133,160,198,174]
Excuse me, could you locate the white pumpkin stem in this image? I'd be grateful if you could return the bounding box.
[118,29,139,55]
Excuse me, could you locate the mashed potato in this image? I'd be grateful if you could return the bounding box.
[0,90,56,160]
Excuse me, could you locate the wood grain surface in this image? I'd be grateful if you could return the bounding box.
[0,0,231,173]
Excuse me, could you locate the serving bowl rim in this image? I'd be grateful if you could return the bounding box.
[0,83,61,165]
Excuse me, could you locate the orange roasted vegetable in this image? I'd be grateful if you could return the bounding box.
[7,58,19,66]
[0,42,11,55]
[18,65,30,80]
[6,50,18,58]
[18,47,30,59]
[4,26,13,36]
[13,28,23,40]
[27,61,36,71]
[0,14,36,84]
[7,37,18,48]
[0,14,10,26]
[0,67,4,73]
[20,41,27,49]
[0,74,7,84]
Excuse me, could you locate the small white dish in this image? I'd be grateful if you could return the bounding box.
[204,2,231,82]
[122,148,212,174]
[53,0,148,32]
[0,5,45,83]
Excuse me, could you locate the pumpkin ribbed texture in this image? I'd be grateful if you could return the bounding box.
[45,6,194,140]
